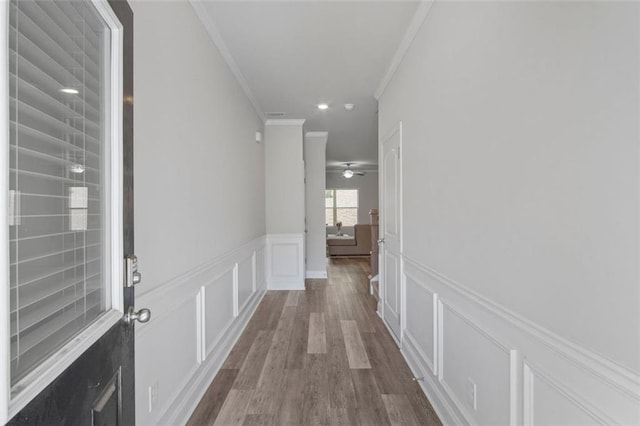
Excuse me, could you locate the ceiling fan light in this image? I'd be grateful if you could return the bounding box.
[343,169,354,178]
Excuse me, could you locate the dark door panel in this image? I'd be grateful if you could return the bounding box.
[7,0,136,423]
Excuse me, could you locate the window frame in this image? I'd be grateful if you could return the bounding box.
[325,188,359,227]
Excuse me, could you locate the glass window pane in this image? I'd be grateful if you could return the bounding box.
[336,208,358,226]
[336,189,358,208]
[325,190,334,208]
[325,208,334,226]
[9,0,111,385]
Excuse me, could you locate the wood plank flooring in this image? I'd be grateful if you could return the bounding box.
[187,258,441,426]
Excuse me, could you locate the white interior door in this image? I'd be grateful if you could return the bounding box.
[380,122,402,343]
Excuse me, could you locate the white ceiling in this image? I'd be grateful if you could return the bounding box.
[194,1,420,171]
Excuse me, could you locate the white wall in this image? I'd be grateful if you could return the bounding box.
[133,1,265,296]
[379,2,639,424]
[131,2,267,424]
[326,170,378,227]
[264,120,306,289]
[265,121,305,234]
[304,132,328,278]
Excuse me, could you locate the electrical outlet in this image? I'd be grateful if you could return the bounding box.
[148,382,159,413]
[467,378,477,411]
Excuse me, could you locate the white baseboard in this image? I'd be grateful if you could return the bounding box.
[267,281,305,290]
[305,270,327,279]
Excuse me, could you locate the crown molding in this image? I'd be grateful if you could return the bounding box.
[374,0,435,101]
[189,1,266,123]
[265,119,306,126]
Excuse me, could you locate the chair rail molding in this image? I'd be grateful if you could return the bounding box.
[397,254,640,425]
[134,236,267,425]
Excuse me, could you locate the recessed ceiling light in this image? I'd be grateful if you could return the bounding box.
[60,88,79,94]
[317,103,329,110]
[344,104,355,111]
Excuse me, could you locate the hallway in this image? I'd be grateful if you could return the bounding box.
[187,258,441,425]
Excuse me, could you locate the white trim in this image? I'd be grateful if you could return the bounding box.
[401,256,640,424]
[196,289,205,364]
[403,255,640,398]
[265,118,306,126]
[266,233,305,290]
[524,361,618,425]
[374,0,435,100]
[232,263,239,317]
[103,0,125,314]
[523,363,535,426]
[134,236,267,425]
[0,0,10,421]
[137,236,266,303]
[188,1,265,122]
[305,270,327,279]
[510,350,523,426]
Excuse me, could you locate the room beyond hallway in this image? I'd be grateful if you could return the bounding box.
[187,258,441,425]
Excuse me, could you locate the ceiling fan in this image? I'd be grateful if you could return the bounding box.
[342,163,365,179]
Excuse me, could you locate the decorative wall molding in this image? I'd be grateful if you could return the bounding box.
[523,362,617,425]
[266,233,305,290]
[374,0,435,100]
[135,236,267,425]
[188,1,265,122]
[397,255,640,425]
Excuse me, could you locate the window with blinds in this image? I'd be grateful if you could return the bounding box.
[8,0,112,385]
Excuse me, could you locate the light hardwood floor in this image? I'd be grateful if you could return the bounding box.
[187,258,442,425]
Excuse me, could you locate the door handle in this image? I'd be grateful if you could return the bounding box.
[377,238,385,244]
[125,306,151,324]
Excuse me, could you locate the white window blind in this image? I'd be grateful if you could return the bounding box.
[325,189,359,226]
[8,0,111,385]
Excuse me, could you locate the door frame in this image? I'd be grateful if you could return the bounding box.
[378,121,404,347]
[0,0,130,420]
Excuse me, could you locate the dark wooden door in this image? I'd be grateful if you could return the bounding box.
[7,0,137,424]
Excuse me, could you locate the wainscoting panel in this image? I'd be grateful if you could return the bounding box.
[134,236,267,426]
[400,256,640,425]
[203,268,235,358]
[404,273,436,375]
[524,362,616,425]
[256,246,266,291]
[440,301,512,425]
[135,297,199,424]
[266,233,305,290]
[237,254,255,312]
